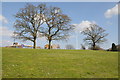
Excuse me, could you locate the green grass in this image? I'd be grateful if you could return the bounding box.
[0,47,2,79]
[2,48,118,78]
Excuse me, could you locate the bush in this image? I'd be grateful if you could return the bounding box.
[89,45,103,50]
[111,43,117,51]
[65,44,75,49]
[81,44,86,50]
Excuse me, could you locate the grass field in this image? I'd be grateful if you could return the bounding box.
[2,48,118,78]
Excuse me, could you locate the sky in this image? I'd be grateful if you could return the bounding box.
[0,2,118,49]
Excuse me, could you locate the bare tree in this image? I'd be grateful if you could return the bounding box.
[66,44,75,49]
[14,4,46,49]
[81,24,108,50]
[41,7,74,49]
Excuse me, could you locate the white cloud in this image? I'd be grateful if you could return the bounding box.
[0,26,13,37]
[0,26,14,47]
[0,40,13,47]
[0,14,8,24]
[104,4,119,18]
[73,20,96,32]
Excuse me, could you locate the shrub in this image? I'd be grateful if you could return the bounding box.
[111,43,117,51]
[89,45,103,50]
[81,44,86,50]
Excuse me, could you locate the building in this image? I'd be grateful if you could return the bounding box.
[6,42,33,48]
[44,44,60,49]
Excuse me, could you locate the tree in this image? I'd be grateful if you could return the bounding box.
[14,4,46,49]
[41,7,74,49]
[81,24,108,50]
[111,43,117,51]
[66,44,75,49]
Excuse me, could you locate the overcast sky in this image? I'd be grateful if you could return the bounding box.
[0,2,118,49]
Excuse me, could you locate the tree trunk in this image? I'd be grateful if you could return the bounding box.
[33,38,36,49]
[48,39,51,49]
[93,43,96,50]
[48,26,51,49]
